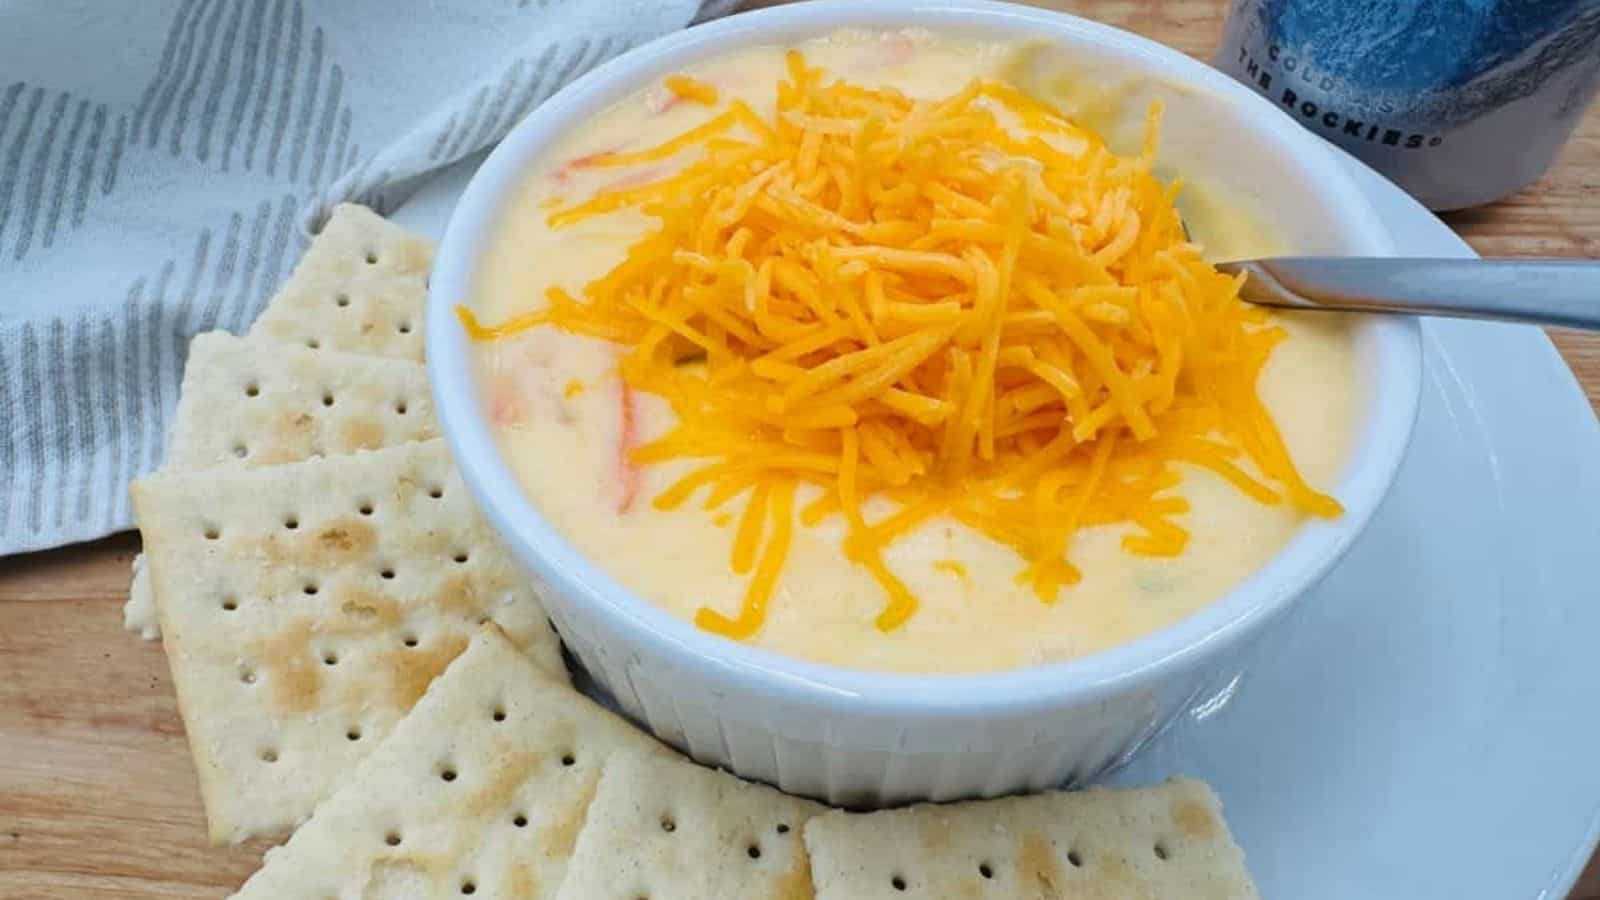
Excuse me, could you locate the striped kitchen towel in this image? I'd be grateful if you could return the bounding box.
[0,0,735,556]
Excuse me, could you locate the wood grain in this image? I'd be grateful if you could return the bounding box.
[0,536,276,899]
[2,2,1597,898]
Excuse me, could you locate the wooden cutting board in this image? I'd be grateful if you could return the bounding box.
[2,2,1597,898]
[0,534,275,898]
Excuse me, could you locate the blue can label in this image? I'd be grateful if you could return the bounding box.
[1215,0,1600,208]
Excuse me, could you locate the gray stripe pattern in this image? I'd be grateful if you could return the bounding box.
[502,43,563,135]
[0,87,44,255]
[101,114,127,195]
[318,28,626,230]
[219,0,269,171]
[226,199,274,332]
[18,325,45,534]
[168,0,230,157]
[306,65,342,188]
[47,320,71,529]
[118,282,147,529]
[0,84,24,156]
[200,212,243,330]
[41,99,88,251]
[95,319,123,531]
[194,0,248,163]
[1,0,717,554]
[70,323,95,523]
[120,0,353,178]
[0,87,120,260]
[428,111,459,161]
[143,0,208,148]
[1,0,354,268]
[264,1,302,176]
[330,107,351,180]
[468,57,527,152]
[443,85,492,162]
[270,193,301,299]
[71,106,106,228]
[12,91,67,261]
[0,325,13,534]
[0,291,184,541]
[244,0,288,171]
[143,262,175,473]
[286,25,322,182]
[130,0,196,146]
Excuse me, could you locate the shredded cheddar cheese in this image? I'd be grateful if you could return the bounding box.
[665,74,720,106]
[458,51,1343,641]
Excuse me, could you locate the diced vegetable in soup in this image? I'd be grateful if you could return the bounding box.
[464,28,1358,674]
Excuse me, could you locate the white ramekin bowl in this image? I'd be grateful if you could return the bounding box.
[429,0,1422,806]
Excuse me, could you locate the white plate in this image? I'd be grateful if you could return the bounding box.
[394,146,1600,898]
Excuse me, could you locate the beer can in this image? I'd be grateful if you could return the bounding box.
[1214,0,1600,210]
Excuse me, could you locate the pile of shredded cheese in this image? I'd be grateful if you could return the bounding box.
[459,53,1342,641]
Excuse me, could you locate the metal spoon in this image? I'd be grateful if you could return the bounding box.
[1216,257,1600,330]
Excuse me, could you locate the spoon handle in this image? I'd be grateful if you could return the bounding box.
[1217,257,1600,330]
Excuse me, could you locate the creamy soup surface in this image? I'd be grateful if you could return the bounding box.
[470,29,1359,674]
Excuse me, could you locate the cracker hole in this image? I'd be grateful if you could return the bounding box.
[403,634,419,648]
[746,843,761,860]
[284,516,299,530]
[323,652,339,666]
[303,583,319,596]
[440,767,458,783]
[1153,842,1169,861]
[385,831,402,847]
[979,862,994,879]
[238,667,256,684]
[232,443,249,458]
[221,597,238,612]
[492,707,506,722]
[306,338,320,349]
[396,400,410,416]
[660,816,676,833]
[453,551,470,564]
[365,250,379,264]
[513,814,527,828]
[358,501,374,516]
[398,321,413,334]
[260,749,279,763]
[459,882,475,895]
[335,293,350,308]
[560,753,576,767]
[380,567,396,580]
[346,727,362,741]
[775,823,790,835]
[1067,849,1083,868]
[321,392,335,407]
[244,383,260,397]
[428,485,443,499]
[203,525,221,540]
[891,876,906,891]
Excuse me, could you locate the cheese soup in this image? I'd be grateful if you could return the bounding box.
[463,29,1358,673]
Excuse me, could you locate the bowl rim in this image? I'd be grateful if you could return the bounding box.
[428,0,1423,717]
